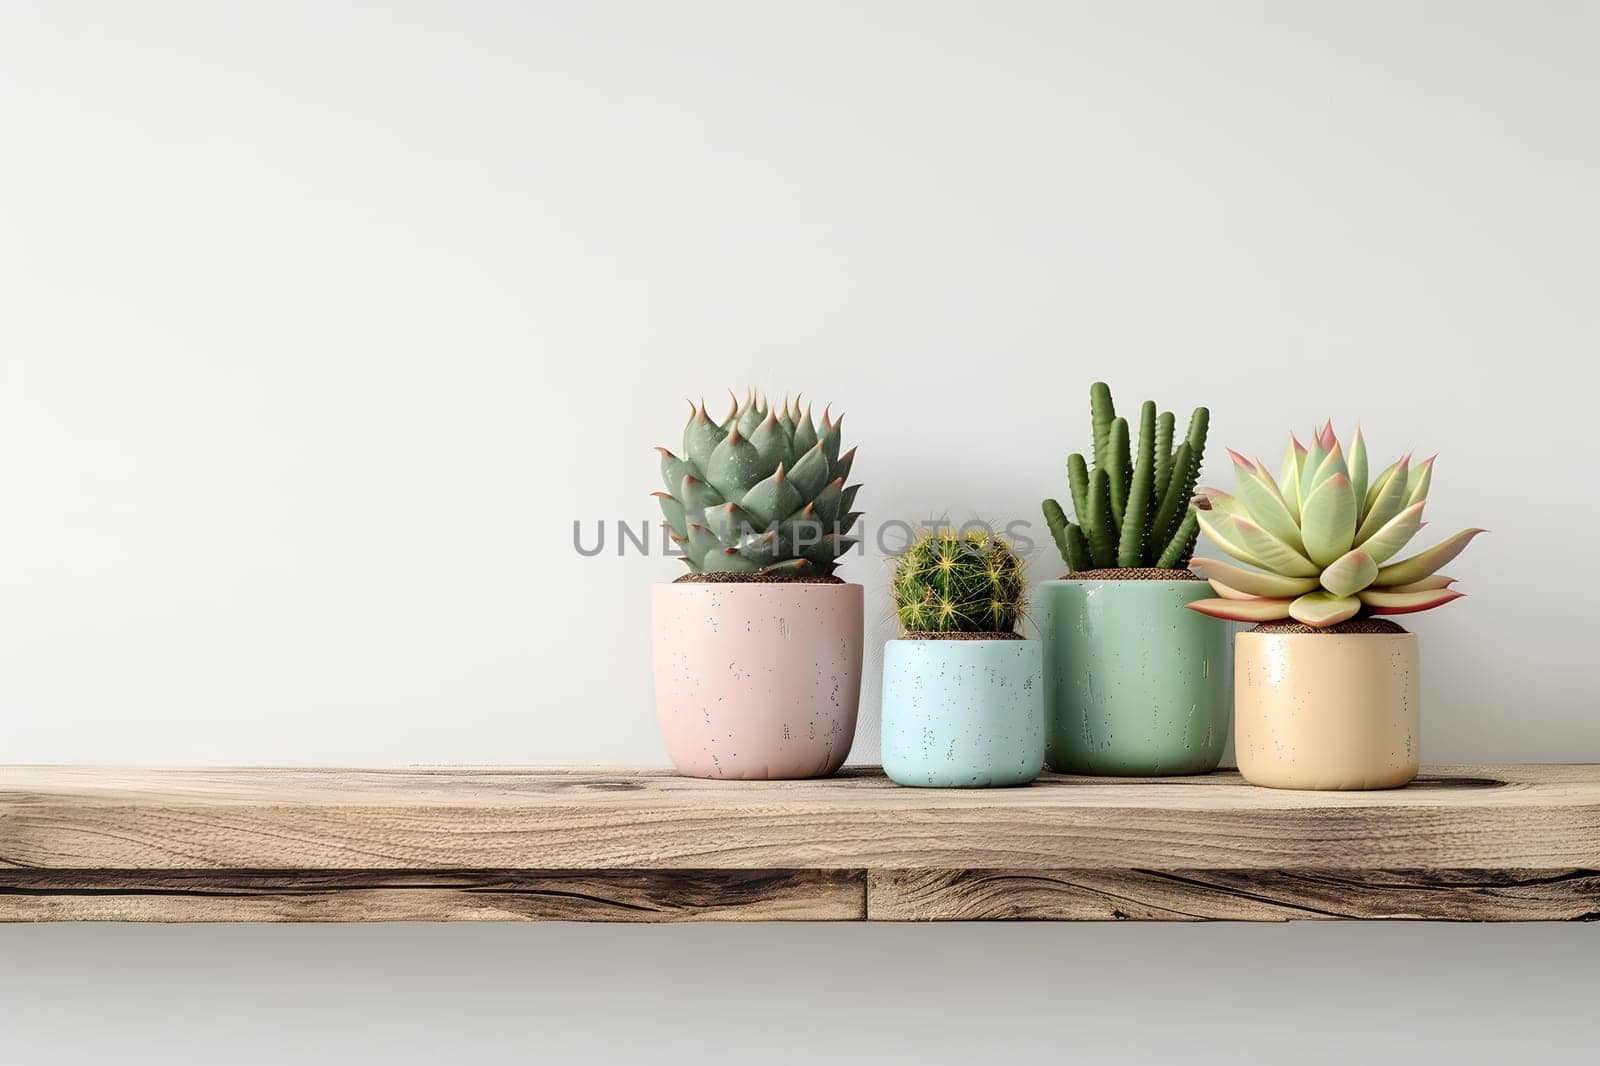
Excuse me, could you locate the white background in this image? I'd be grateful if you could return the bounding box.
[2,2,1597,1062]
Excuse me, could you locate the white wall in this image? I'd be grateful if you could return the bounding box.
[2,2,1597,1062]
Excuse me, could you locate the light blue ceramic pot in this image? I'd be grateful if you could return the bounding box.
[1036,577,1230,775]
[881,639,1045,788]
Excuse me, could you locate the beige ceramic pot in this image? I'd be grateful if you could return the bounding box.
[1234,627,1419,790]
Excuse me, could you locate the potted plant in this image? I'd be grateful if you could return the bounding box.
[881,529,1043,788]
[650,390,864,779]
[1037,382,1229,775]
[1185,422,1483,790]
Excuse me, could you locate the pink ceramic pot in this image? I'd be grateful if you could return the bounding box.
[651,581,863,779]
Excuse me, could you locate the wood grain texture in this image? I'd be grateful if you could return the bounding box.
[3,765,1597,872]
[0,869,866,922]
[1,765,1597,921]
[869,869,1600,921]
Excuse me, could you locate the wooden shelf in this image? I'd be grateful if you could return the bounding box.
[2,765,1597,922]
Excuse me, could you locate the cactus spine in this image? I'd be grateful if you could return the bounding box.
[894,529,1027,635]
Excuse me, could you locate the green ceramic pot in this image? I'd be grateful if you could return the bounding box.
[1036,577,1230,775]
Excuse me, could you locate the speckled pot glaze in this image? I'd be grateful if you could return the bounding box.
[881,639,1044,788]
[1037,578,1230,776]
[651,581,862,779]
[1235,630,1419,790]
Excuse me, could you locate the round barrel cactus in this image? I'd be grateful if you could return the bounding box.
[893,529,1027,635]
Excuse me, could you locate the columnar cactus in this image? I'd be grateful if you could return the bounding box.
[654,390,860,575]
[1042,382,1210,571]
[1185,421,1484,627]
[893,529,1027,634]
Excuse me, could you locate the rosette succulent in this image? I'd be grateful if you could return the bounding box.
[654,390,860,576]
[894,529,1027,634]
[1042,382,1210,572]
[1185,422,1484,627]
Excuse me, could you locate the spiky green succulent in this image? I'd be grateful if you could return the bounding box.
[654,390,860,576]
[894,529,1026,634]
[1186,421,1484,628]
[1042,382,1210,572]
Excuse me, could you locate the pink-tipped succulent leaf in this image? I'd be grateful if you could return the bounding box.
[1388,573,1457,593]
[1191,557,1319,598]
[1189,424,1479,627]
[1289,590,1361,628]
[1319,549,1378,598]
[1196,486,1246,516]
[1375,528,1486,587]
[1358,587,1465,615]
[1185,596,1295,623]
